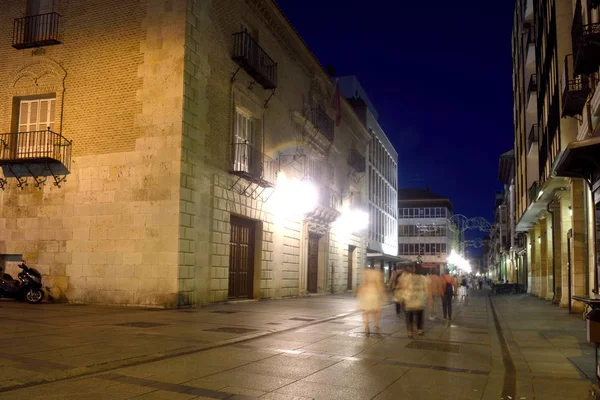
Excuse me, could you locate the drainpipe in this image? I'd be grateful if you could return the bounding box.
[547,200,557,304]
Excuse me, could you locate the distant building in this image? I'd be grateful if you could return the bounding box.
[397,188,456,273]
[338,75,400,278]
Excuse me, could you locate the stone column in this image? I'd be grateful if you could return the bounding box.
[526,230,533,294]
[545,207,556,301]
[557,190,572,308]
[538,216,548,300]
[571,179,589,313]
[531,225,542,297]
[549,199,562,304]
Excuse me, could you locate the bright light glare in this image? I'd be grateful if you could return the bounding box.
[447,249,472,273]
[334,204,369,236]
[270,172,317,220]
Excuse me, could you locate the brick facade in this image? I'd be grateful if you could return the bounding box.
[0,0,369,307]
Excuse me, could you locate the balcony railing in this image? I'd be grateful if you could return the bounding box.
[0,130,71,168]
[572,0,600,75]
[309,107,334,142]
[561,54,591,117]
[348,149,366,173]
[230,142,277,187]
[527,124,539,154]
[232,31,277,90]
[526,74,537,110]
[527,181,539,205]
[12,13,61,49]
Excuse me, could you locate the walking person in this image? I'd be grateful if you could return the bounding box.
[400,264,428,338]
[427,271,443,320]
[357,267,386,334]
[388,265,404,316]
[441,269,457,324]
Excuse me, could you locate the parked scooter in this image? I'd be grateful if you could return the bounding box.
[0,262,45,304]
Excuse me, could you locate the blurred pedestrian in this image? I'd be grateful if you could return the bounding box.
[388,265,404,316]
[441,269,457,323]
[357,267,386,334]
[400,264,428,338]
[427,271,443,320]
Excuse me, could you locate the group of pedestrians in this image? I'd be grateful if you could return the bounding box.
[357,264,459,337]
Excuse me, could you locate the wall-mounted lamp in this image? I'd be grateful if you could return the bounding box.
[569,206,572,217]
[538,236,541,244]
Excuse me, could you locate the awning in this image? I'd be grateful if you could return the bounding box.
[366,253,410,263]
[421,263,441,269]
[555,136,600,180]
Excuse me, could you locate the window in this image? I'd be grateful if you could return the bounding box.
[233,109,257,174]
[15,97,56,159]
[28,0,56,15]
[19,98,55,132]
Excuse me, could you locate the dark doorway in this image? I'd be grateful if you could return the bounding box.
[347,245,356,291]
[307,233,320,293]
[229,216,256,299]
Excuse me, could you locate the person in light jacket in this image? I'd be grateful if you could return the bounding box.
[399,264,429,338]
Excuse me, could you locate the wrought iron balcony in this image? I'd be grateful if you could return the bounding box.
[348,149,366,173]
[309,107,334,142]
[561,54,591,118]
[526,74,537,111]
[527,181,539,206]
[232,31,277,90]
[572,0,600,75]
[12,13,61,49]
[230,142,277,187]
[527,124,539,156]
[0,130,71,168]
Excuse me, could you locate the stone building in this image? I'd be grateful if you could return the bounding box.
[512,0,599,311]
[0,0,370,306]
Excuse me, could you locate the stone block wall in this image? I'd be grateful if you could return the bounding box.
[0,0,187,306]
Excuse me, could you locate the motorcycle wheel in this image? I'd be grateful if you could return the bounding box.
[25,289,44,304]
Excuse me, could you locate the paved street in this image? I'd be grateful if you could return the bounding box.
[0,290,595,399]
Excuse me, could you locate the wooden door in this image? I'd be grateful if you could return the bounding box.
[307,233,320,293]
[347,245,356,291]
[229,216,255,299]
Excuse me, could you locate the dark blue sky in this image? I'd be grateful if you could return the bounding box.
[276,0,515,227]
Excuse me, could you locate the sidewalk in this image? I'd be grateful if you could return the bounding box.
[0,295,359,391]
[491,293,595,400]
[0,289,595,399]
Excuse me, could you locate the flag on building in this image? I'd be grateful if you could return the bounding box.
[331,78,341,127]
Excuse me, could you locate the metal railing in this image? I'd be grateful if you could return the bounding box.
[12,12,61,49]
[232,31,277,89]
[572,0,600,75]
[348,149,366,173]
[527,181,539,205]
[527,124,538,154]
[230,142,276,187]
[526,74,537,109]
[0,130,72,168]
[561,54,591,117]
[309,106,334,142]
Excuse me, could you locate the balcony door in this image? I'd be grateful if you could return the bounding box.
[17,98,56,160]
[25,0,56,43]
[233,109,258,175]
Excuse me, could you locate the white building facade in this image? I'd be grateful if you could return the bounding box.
[338,76,399,278]
[398,188,455,271]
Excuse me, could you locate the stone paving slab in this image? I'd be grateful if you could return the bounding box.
[0,289,596,399]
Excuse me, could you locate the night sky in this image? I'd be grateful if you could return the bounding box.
[276,0,515,236]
